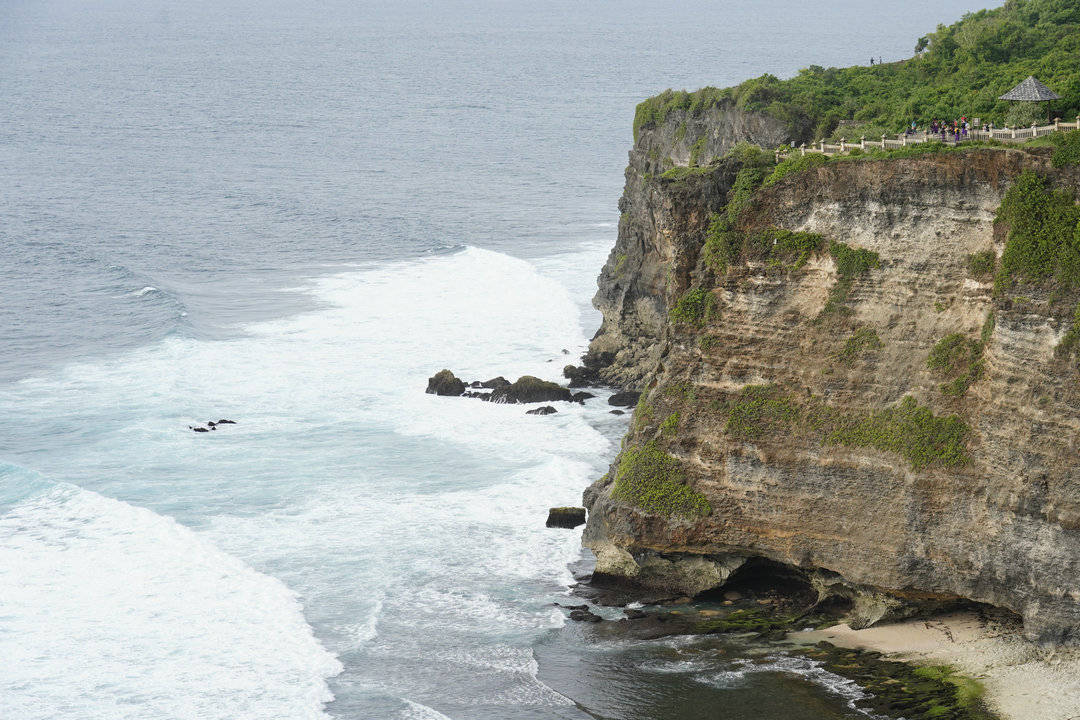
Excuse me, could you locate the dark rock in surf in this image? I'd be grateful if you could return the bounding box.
[526,406,558,416]
[609,410,625,415]
[488,376,573,404]
[607,391,642,407]
[426,369,466,396]
[569,608,603,623]
[216,419,236,424]
[562,364,596,388]
[192,427,210,433]
[480,376,511,389]
[571,391,595,404]
[546,506,586,528]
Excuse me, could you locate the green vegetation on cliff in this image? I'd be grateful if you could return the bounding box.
[829,396,969,470]
[928,333,986,396]
[670,288,717,324]
[611,442,711,518]
[703,155,829,276]
[966,249,997,277]
[634,0,1080,144]
[995,170,1080,292]
[724,385,969,470]
[819,242,881,321]
[838,328,884,364]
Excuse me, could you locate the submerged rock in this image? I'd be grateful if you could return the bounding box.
[426,369,466,396]
[489,376,572,404]
[607,390,641,407]
[609,409,625,415]
[571,391,595,404]
[526,406,558,416]
[546,506,586,528]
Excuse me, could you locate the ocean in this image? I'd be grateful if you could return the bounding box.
[0,1,989,718]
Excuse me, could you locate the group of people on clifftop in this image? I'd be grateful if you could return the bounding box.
[903,117,995,142]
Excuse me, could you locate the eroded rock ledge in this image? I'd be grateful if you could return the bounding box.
[581,106,1080,644]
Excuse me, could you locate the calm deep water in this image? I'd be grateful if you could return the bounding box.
[0,1,988,718]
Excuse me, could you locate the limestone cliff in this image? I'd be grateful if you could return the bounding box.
[586,103,789,388]
[582,109,1080,644]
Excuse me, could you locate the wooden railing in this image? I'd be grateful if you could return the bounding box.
[775,116,1080,161]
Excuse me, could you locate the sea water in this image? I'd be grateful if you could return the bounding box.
[0,0,988,717]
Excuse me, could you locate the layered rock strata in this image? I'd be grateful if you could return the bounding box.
[582,109,1080,643]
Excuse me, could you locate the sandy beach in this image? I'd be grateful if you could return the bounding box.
[790,612,1080,720]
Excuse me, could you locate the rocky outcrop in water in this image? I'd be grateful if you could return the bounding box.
[426,369,466,396]
[546,506,586,528]
[490,376,573,404]
[580,105,1080,644]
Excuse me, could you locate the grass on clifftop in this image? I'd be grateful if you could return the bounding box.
[611,442,711,518]
[634,0,1080,144]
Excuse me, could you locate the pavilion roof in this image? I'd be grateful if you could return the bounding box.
[999,76,1061,102]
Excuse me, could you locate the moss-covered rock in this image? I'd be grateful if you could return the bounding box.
[426,369,466,396]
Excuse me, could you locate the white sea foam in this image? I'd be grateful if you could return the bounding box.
[696,655,882,715]
[0,244,618,716]
[401,699,457,720]
[0,469,342,720]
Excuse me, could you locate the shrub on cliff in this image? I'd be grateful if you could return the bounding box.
[670,288,717,325]
[994,171,1080,291]
[611,442,711,518]
[928,333,985,397]
[818,242,881,322]
[837,328,884,365]
[764,152,827,186]
[827,396,969,470]
[1051,130,1080,167]
[723,385,969,471]
[966,249,996,278]
[725,385,801,440]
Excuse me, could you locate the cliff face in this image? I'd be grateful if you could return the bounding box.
[583,110,1080,643]
[587,103,789,388]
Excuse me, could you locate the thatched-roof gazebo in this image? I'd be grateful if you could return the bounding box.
[1000,76,1061,121]
[1000,76,1061,102]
